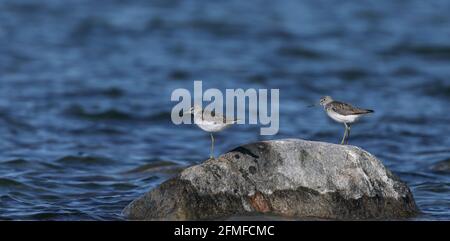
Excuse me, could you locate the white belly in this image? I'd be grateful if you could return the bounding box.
[327,111,360,124]
[196,121,229,132]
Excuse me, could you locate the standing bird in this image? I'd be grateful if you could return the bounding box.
[184,106,237,159]
[317,96,374,145]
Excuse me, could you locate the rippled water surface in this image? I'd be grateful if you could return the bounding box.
[0,0,449,220]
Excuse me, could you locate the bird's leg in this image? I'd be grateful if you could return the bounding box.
[345,124,351,144]
[340,123,348,145]
[210,133,215,159]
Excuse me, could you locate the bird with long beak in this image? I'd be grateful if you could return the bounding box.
[184,106,237,159]
[310,96,374,145]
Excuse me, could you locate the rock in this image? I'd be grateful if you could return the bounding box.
[123,139,418,220]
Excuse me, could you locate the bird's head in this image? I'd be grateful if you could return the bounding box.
[319,96,333,106]
[183,105,202,115]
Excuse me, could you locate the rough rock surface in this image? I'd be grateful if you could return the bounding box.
[123,139,418,220]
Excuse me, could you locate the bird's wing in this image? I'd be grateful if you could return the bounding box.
[330,101,374,116]
[201,110,236,124]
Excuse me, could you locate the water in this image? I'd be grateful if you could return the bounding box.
[0,0,449,220]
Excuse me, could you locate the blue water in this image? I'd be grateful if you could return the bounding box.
[0,0,449,220]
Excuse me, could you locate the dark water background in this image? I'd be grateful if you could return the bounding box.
[0,0,449,220]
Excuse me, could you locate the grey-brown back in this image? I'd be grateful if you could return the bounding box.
[325,101,374,116]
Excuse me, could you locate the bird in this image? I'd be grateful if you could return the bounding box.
[315,96,374,145]
[184,105,237,159]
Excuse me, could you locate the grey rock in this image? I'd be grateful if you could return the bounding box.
[123,139,418,220]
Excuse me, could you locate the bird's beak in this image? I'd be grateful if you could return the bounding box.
[307,103,319,108]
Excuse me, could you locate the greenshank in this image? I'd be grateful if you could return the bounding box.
[184,106,237,159]
[317,96,374,145]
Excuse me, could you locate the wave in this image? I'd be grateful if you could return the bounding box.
[277,45,327,59]
[64,105,133,121]
[381,43,450,60]
[123,160,180,174]
[430,158,450,174]
[55,155,117,166]
[61,87,125,99]
[0,178,29,189]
